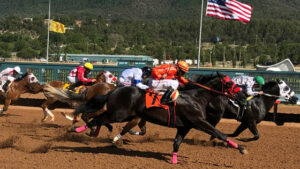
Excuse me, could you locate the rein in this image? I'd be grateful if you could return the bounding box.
[263,93,285,98]
[192,82,233,98]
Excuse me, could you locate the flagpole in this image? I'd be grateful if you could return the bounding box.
[46,0,51,63]
[197,0,204,68]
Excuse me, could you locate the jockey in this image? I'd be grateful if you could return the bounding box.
[232,75,264,120]
[149,61,190,104]
[67,62,96,91]
[118,66,152,90]
[0,66,23,93]
[232,75,264,96]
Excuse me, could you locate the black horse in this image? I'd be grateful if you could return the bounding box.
[207,79,298,142]
[80,73,247,164]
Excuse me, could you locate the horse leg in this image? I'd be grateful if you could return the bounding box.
[172,127,191,164]
[238,121,259,142]
[227,122,248,138]
[0,98,11,115]
[194,119,248,154]
[41,98,56,122]
[112,117,140,143]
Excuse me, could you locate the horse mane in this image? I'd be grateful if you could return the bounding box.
[14,72,29,82]
[180,74,218,91]
[95,71,106,82]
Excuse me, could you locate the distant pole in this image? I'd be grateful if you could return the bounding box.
[197,0,204,68]
[46,0,51,63]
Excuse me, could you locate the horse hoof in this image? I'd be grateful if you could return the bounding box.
[239,147,249,154]
[41,116,48,122]
[241,149,249,154]
[50,117,55,122]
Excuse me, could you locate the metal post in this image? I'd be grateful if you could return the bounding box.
[46,0,51,63]
[197,0,204,68]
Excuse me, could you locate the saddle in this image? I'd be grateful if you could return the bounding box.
[145,89,177,127]
[63,83,85,94]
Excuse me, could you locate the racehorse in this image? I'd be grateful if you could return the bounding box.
[41,71,117,122]
[207,79,298,142]
[0,70,42,115]
[72,73,248,164]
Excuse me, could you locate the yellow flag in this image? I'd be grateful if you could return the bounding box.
[50,20,66,33]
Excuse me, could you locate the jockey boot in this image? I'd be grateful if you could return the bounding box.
[237,99,247,121]
[2,80,11,93]
[161,88,174,104]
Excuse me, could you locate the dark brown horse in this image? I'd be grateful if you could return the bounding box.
[41,71,116,122]
[207,79,298,142]
[0,70,42,115]
[72,73,248,164]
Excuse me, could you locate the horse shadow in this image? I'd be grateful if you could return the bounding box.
[52,145,172,162]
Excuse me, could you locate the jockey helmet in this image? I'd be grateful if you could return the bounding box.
[82,58,89,62]
[142,66,152,77]
[254,76,265,85]
[14,66,22,74]
[177,61,189,73]
[84,62,93,71]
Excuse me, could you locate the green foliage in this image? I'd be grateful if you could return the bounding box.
[0,1,299,64]
[17,47,39,59]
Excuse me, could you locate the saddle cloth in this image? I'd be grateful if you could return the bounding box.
[145,90,177,127]
[63,83,84,94]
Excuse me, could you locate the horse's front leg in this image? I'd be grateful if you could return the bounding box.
[227,122,248,138]
[237,121,259,142]
[41,97,56,122]
[0,98,11,115]
[129,119,147,136]
[112,117,141,143]
[194,118,248,155]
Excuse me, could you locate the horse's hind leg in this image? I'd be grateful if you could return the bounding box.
[128,119,146,135]
[172,127,191,164]
[113,117,140,143]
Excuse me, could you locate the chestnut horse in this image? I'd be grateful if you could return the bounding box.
[0,70,42,115]
[41,71,117,122]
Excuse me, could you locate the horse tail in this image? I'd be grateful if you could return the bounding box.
[43,84,73,103]
[73,94,109,116]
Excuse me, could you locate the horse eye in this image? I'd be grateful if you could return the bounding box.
[31,77,35,81]
[109,74,113,78]
[283,86,289,91]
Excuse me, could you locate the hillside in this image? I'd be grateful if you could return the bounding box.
[0,0,299,20]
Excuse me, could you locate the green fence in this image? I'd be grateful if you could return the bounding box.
[1,62,300,95]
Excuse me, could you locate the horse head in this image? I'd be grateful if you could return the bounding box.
[262,79,298,104]
[25,73,42,93]
[96,71,117,84]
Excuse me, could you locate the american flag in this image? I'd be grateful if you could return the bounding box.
[206,0,253,24]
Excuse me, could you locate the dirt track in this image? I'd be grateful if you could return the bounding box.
[0,106,299,169]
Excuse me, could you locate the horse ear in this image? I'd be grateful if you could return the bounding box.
[216,71,224,78]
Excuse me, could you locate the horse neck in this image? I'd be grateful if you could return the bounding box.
[261,95,278,111]
[13,78,29,93]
